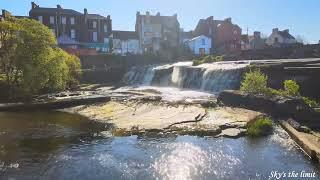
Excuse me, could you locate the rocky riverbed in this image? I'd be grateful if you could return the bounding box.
[64,97,264,138]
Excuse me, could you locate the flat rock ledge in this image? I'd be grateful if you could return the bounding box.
[65,100,264,138]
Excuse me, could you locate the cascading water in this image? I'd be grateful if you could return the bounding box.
[122,61,249,93]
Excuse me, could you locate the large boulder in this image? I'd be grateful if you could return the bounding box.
[218,90,319,127]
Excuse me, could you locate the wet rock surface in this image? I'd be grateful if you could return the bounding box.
[66,99,263,138]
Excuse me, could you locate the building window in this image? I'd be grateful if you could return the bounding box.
[92,21,97,28]
[50,16,55,24]
[61,16,66,24]
[274,37,279,43]
[104,38,109,43]
[202,39,206,45]
[38,16,43,23]
[50,29,55,36]
[70,17,75,25]
[104,24,108,32]
[93,32,98,42]
[71,29,76,39]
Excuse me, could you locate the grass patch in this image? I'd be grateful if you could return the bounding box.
[192,55,225,66]
[247,117,273,137]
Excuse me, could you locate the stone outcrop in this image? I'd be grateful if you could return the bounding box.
[66,100,263,138]
[217,90,320,129]
[0,96,111,112]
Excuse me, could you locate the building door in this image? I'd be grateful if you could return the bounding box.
[199,48,205,56]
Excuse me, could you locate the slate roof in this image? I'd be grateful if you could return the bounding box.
[181,31,193,39]
[30,7,82,15]
[112,31,138,40]
[87,14,108,20]
[278,30,295,40]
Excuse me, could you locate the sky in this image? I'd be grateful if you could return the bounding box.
[1,0,319,43]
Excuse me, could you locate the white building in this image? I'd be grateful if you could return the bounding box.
[185,35,212,55]
[112,31,141,55]
[266,28,297,47]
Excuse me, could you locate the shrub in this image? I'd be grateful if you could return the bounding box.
[192,55,225,66]
[302,96,319,108]
[283,80,300,96]
[240,69,268,95]
[247,117,273,137]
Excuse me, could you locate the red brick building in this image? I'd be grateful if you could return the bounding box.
[193,16,242,54]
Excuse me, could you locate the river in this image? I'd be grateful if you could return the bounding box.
[0,111,319,180]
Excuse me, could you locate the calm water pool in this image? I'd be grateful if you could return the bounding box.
[0,111,319,180]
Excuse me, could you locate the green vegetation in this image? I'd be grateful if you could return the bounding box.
[193,55,225,66]
[240,69,269,95]
[247,117,273,137]
[283,80,300,97]
[302,96,319,108]
[240,69,319,108]
[0,17,81,100]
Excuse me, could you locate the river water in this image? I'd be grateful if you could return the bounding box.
[0,111,319,180]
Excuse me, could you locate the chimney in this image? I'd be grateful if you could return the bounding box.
[136,11,140,16]
[254,31,261,38]
[146,11,150,16]
[224,17,232,23]
[156,12,160,16]
[273,28,279,33]
[2,10,11,18]
[84,8,88,15]
[31,2,38,9]
[107,15,111,20]
[284,29,289,33]
[173,13,177,19]
[57,5,62,9]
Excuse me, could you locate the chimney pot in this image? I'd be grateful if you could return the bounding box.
[225,17,232,23]
[84,8,88,15]
[273,28,279,33]
[31,2,38,9]
[254,31,261,38]
[136,11,140,16]
[2,10,11,18]
[57,5,62,9]
[156,12,160,16]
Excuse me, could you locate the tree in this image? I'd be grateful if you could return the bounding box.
[0,18,21,96]
[0,17,81,99]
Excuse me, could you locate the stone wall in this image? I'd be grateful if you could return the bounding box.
[240,44,320,60]
[79,54,179,84]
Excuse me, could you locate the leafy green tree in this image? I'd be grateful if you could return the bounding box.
[240,69,268,95]
[65,53,82,89]
[0,17,81,99]
[0,17,21,96]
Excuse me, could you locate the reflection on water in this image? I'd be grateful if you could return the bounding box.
[0,112,319,180]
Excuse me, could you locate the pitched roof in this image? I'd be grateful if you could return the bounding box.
[189,35,210,41]
[278,30,295,40]
[30,7,82,15]
[86,14,108,20]
[112,30,138,40]
[181,31,193,39]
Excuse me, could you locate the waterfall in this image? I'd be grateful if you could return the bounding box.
[122,61,249,93]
